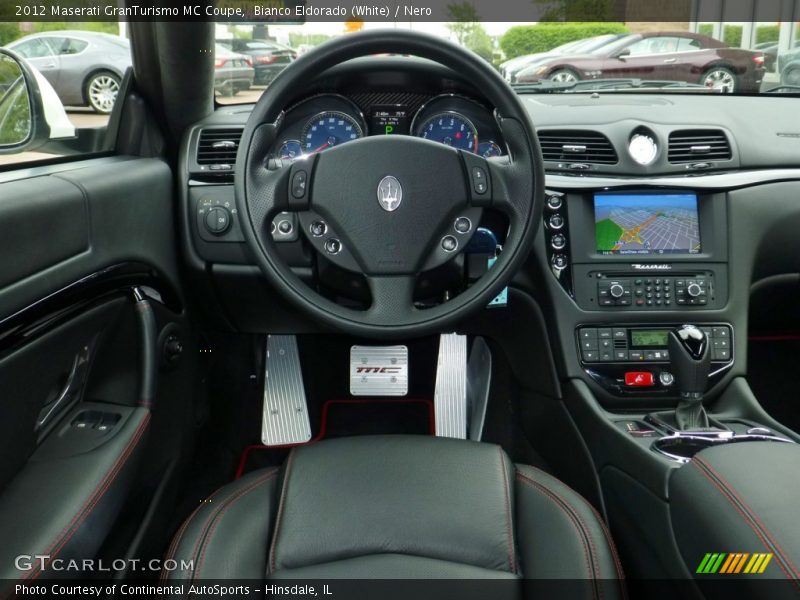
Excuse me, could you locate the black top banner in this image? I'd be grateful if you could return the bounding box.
[0,0,794,23]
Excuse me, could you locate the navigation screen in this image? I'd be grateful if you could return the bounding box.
[594,192,701,255]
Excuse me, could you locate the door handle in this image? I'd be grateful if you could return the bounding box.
[35,341,94,432]
[663,58,677,64]
[41,62,57,69]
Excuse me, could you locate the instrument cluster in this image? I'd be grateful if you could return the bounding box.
[272,93,506,161]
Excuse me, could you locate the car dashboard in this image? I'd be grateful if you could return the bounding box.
[180,55,800,409]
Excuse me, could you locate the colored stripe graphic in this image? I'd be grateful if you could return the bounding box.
[758,554,772,573]
[700,553,773,575]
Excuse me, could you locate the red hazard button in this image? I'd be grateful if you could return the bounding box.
[625,371,654,387]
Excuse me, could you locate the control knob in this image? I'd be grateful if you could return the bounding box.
[205,206,231,235]
[687,283,703,298]
[609,283,625,299]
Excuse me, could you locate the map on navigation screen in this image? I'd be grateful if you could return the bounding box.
[594,193,701,255]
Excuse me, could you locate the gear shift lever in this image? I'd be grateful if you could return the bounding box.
[668,325,712,430]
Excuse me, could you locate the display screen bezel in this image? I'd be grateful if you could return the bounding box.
[593,191,701,256]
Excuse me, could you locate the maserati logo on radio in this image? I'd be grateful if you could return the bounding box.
[631,263,672,270]
[377,176,402,212]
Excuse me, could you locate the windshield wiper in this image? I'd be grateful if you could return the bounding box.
[512,78,710,93]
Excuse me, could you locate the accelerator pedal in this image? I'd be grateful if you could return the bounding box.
[434,333,468,439]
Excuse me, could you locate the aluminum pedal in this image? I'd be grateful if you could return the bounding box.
[350,345,409,396]
[434,333,468,439]
[261,335,312,446]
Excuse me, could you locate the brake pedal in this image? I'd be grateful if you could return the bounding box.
[261,335,312,446]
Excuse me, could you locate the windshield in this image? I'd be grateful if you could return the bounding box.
[206,20,799,103]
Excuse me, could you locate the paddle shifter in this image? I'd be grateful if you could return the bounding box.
[668,325,712,430]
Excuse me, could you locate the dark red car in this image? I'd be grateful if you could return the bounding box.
[516,31,766,93]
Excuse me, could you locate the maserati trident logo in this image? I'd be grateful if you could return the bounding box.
[377,175,402,211]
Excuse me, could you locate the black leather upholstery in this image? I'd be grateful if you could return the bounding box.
[670,442,800,598]
[0,406,150,584]
[164,436,624,597]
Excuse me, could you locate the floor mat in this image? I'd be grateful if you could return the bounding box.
[236,398,434,478]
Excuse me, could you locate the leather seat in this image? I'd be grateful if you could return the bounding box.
[163,436,625,596]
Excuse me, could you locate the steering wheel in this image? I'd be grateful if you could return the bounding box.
[235,30,545,339]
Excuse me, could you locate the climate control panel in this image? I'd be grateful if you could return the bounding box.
[576,323,734,398]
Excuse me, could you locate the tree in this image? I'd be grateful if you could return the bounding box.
[532,0,613,22]
[446,2,481,45]
[446,2,495,62]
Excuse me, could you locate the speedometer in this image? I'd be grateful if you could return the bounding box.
[417,112,478,153]
[301,111,363,154]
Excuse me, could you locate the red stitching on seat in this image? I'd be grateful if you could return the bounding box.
[24,412,151,582]
[159,468,278,583]
[517,471,602,596]
[268,449,296,574]
[519,465,627,592]
[193,471,279,579]
[692,457,800,588]
[180,469,278,583]
[497,448,517,573]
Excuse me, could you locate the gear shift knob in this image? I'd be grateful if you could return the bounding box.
[668,325,714,430]
[668,324,711,396]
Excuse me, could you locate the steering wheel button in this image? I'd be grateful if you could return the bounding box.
[291,170,308,199]
[454,217,472,234]
[471,167,488,194]
[441,235,458,252]
[278,220,293,234]
[310,221,327,237]
[324,238,342,255]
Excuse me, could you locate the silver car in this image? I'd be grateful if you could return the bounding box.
[6,31,130,114]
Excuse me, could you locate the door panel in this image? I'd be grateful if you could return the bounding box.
[0,156,190,584]
[0,157,179,320]
[0,176,88,288]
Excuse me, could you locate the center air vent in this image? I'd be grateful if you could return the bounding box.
[538,130,618,165]
[196,128,243,167]
[668,129,731,163]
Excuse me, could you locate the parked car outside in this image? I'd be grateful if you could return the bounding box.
[515,31,766,93]
[214,44,254,96]
[5,31,130,113]
[216,39,295,85]
[777,44,800,86]
[501,34,627,83]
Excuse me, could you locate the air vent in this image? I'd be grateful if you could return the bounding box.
[196,128,243,166]
[668,129,731,163]
[538,130,618,165]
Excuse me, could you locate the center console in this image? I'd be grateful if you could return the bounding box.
[544,188,729,311]
[543,186,732,402]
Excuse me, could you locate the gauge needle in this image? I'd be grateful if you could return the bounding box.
[310,142,331,154]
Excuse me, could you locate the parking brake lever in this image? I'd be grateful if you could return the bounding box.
[668,325,712,430]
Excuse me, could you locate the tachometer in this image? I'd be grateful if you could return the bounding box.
[301,111,363,154]
[417,112,478,153]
